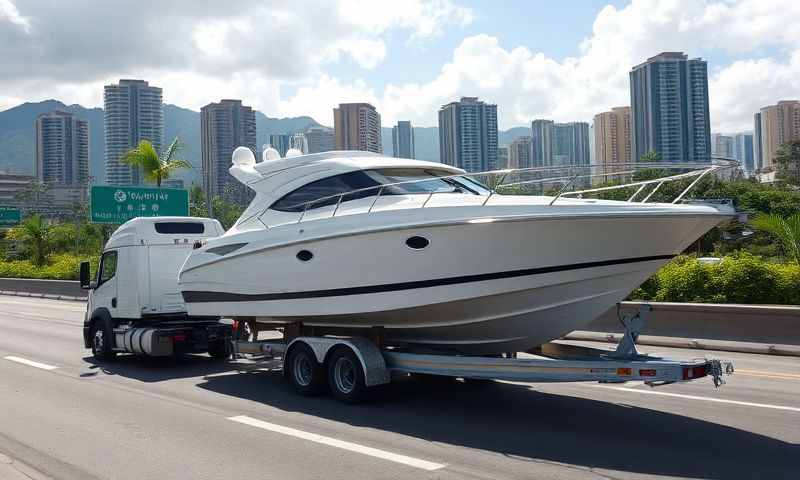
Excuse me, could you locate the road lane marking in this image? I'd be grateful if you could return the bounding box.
[735,369,800,381]
[598,385,800,413]
[4,356,58,371]
[229,415,446,471]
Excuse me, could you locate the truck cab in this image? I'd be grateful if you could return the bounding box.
[81,216,231,360]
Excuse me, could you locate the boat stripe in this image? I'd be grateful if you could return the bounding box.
[182,254,674,303]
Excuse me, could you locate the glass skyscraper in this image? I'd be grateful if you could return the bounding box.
[630,52,711,163]
[104,79,163,185]
[438,97,498,172]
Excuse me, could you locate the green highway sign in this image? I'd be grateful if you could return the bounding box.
[0,207,21,226]
[90,186,189,224]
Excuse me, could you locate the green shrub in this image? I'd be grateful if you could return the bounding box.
[0,254,98,280]
[630,253,800,305]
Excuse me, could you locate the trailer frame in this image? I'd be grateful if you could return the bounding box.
[228,304,734,402]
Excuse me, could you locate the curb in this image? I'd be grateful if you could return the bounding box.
[0,290,86,302]
[565,331,800,357]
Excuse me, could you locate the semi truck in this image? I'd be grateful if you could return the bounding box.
[81,216,733,403]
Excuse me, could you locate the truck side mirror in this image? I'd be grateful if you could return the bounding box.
[79,261,93,290]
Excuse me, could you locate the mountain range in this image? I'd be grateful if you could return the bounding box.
[0,100,533,185]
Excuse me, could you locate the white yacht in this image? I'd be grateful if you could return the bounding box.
[178,148,734,354]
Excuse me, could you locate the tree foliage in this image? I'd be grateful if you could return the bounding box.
[750,213,800,264]
[6,215,51,266]
[122,138,191,187]
[774,139,800,185]
[631,254,800,305]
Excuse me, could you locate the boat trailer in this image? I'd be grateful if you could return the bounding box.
[228,304,735,402]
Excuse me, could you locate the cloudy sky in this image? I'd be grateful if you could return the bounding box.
[1,0,798,132]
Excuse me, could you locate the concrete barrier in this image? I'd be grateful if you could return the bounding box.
[0,278,86,300]
[582,301,800,347]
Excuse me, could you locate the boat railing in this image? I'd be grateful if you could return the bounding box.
[271,160,738,226]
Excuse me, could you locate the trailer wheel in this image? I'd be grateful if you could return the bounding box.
[327,347,369,403]
[90,318,116,362]
[285,344,326,395]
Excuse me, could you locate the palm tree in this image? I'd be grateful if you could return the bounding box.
[750,213,800,264]
[121,138,191,187]
[8,214,51,266]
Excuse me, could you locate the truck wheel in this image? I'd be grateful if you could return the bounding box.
[90,318,116,361]
[208,339,229,359]
[285,344,326,395]
[327,347,369,404]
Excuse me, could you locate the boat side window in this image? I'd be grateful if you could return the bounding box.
[97,250,118,286]
[271,168,479,213]
[271,171,382,212]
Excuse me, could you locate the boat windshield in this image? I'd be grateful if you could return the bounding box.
[271,168,484,212]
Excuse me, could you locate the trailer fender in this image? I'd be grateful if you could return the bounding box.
[286,337,390,387]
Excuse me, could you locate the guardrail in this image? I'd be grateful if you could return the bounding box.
[0,278,86,300]
[570,301,800,355]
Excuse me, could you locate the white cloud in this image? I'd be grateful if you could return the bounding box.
[281,0,800,132]
[0,0,29,33]
[0,0,472,112]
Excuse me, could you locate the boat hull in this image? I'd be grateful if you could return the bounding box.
[180,209,727,353]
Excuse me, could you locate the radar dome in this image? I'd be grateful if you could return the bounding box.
[285,148,303,158]
[231,147,256,166]
[263,147,281,162]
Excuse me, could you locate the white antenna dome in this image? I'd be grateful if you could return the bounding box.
[263,147,281,162]
[285,148,303,158]
[231,146,255,166]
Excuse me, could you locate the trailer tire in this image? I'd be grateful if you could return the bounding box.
[90,317,116,362]
[286,344,326,395]
[327,347,369,404]
[208,339,229,359]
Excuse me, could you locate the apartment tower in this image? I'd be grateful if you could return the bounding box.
[200,99,257,205]
[34,111,89,187]
[333,103,382,153]
[104,79,163,185]
[392,121,415,159]
[629,52,711,163]
[438,97,498,172]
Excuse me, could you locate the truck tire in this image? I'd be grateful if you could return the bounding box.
[285,344,326,395]
[208,339,229,359]
[90,318,117,361]
[327,347,369,404]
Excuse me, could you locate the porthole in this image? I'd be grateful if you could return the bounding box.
[405,236,429,250]
[296,250,314,262]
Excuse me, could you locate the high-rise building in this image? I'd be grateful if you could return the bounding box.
[753,112,764,172]
[732,132,755,175]
[200,99,257,205]
[629,52,711,163]
[531,120,554,167]
[333,103,382,153]
[497,146,510,169]
[290,133,308,153]
[34,111,89,187]
[509,136,533,169]
[711,133,735,159]
[438,97,498,172]
[592,107,631,167]
[104,79,163,185]
[305,127,335,153]
[756,100,800,171]
[269,134,291,157]
[532,120,590,167]
[392,121,415,159]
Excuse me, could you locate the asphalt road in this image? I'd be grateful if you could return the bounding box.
[0,296,798,480]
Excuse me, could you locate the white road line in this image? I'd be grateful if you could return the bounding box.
[598,385,800,413]
[229,415,446,471]
[4,355,58,371]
